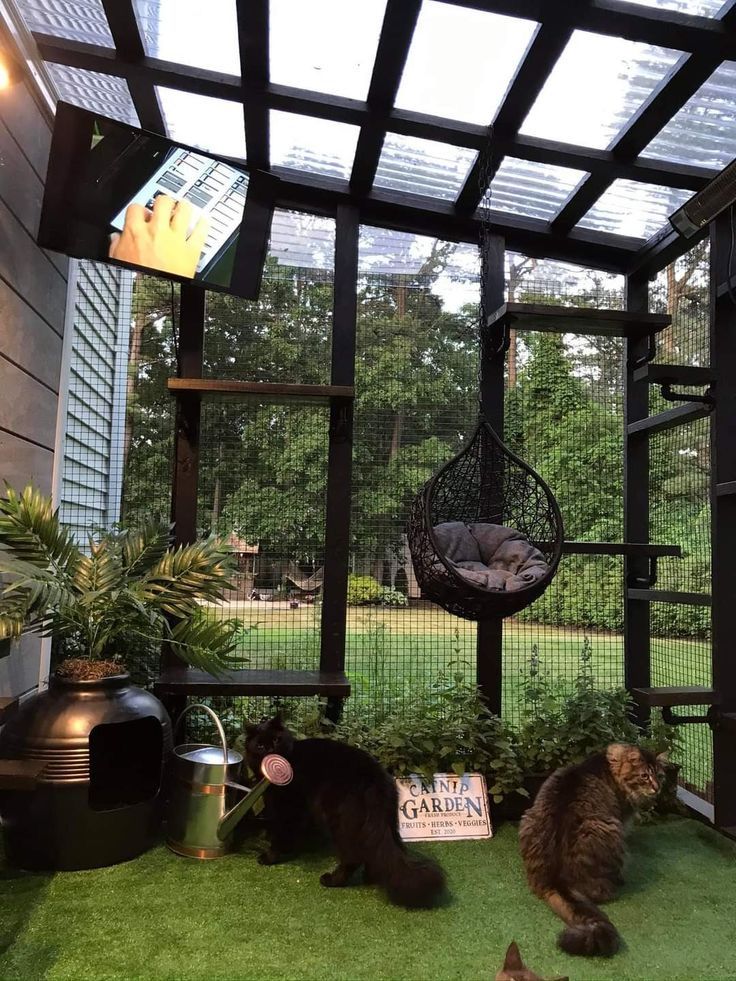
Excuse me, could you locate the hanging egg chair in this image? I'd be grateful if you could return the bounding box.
[406,135,564,622]
[406,419,563,620]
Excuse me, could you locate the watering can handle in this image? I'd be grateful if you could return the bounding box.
[174,703,229,769]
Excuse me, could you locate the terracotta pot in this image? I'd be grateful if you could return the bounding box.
[0,671,172,870]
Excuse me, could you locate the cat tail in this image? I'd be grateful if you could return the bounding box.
[371,827,446,909]
[544,886,620,957]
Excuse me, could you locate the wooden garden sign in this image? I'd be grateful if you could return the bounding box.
[396,773,492,841]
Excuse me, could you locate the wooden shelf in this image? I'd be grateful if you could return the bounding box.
[0,759,46,790]
[632,363,713,387]
[717,481,736,497]
[632,686,720,708]
[487,302,671,339]
[628,588,711,605]
[168,379,354,404]
[627,401,712,436]
[155,667,351,698]
[560,541,681,558]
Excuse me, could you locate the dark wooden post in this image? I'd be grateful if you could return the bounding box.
[477,232,505,715]
[710,214,736,832]
[166,283,205,693]
[624,272,652,726]
[320,205,358,720]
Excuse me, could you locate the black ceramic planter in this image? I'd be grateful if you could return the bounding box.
[0,671,172,871]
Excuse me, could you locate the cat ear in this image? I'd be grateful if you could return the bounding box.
[271,712,285,730]
[503,942,524,972]
[656,751,669,765]
[244,723,257,736]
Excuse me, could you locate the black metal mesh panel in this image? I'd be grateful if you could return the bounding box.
[346,235,479,721]
[202,212,335,386]
[649,242,713,802]
[120,276,177,528]
[198,396,328,672]
[502,271,626,725]
[649,240,710,369]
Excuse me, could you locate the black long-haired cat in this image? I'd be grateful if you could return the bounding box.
[519,743,665,957]
[245,716,446,909]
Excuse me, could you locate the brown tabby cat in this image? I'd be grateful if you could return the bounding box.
[495,942,568,981]
[519,744,665,957]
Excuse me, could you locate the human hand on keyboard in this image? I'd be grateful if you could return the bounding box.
[109,194,208,278]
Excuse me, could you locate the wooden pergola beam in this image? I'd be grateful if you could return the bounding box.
[455,10,582,215]
[34,33,716,195]
[350,0,421,196]
[236,0,269,169]
[100,0,164,134]
[551,0,736,234]
[437,0,736,58]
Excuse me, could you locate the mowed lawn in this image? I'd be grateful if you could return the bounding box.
[209,602,712,796]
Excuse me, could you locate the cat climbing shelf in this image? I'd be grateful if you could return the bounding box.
[168,378,354,405]
[486,302,671,339]
[154,667,351,699]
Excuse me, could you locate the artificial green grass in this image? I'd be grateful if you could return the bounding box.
[1,817,734,980]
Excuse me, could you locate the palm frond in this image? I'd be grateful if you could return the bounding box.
[122,521,172,577]
[141,537,235,616]
[73,541,124,596]
[0,485,79,579]
[168,614,243,676]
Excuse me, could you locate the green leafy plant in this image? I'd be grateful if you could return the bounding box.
[378,586,408,607]
[517,639,638,775]
[346,574,383,606]
[0,485,242,676]
[336,669,525,803]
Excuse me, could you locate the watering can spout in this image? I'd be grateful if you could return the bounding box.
[218,753,293,841]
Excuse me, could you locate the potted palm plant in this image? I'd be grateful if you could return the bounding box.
[0,485,242,871]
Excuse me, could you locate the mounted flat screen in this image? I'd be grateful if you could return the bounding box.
[38,103,276,298]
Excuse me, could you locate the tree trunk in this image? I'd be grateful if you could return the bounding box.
[389,410,403,460]
[507,329,518,388]
[663,262,679,357]
[211,476,221,533]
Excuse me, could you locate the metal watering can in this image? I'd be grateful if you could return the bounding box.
[166,704,293,859]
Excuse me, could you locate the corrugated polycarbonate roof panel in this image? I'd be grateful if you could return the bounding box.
[48,64,139,127]
[133,0,240,75]
[156,88,246,159]
[374,134,477,201]
[577,178,692,239]
[520,31,682,150]
[489,157,588,221]
[617,0,727,15]
[270,111,360,180]
[395,1,538,125]
[270,0,386,101]
[644,61,736,171]
[15,0,113,45]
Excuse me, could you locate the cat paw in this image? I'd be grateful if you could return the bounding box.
[320,872,337,887]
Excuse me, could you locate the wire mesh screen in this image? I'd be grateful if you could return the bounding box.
[57,233,715,805]
[59,264,176,538]
[119,276,178,528]
[649,241,713,802]
[345,231,479,721]
[198,395,329,671]
[502,268,626,724]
